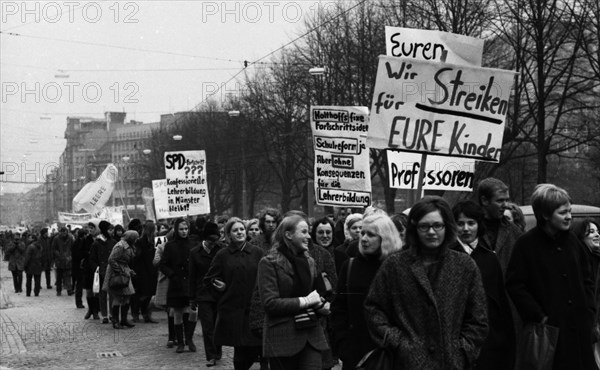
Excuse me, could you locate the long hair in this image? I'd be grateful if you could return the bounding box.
[406,196,457,250]
[272,215,306,253]
[359,213,402,260]
[223,217,245,244]
[141,220,156,243]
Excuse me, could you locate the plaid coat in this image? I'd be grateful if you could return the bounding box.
[257,247,329,358]
[364,247,489,370]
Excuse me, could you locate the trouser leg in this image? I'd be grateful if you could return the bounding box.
[26,273,33,296]
[33,274,41,295]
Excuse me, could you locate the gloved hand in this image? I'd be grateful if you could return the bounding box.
[299,290,322,308]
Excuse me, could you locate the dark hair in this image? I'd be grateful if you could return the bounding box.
[259,208,282,232]
[477,177,509,205]
[390,213,407,234]
[310,217,335,245]
[572,218,599,243]
[114,225,125,237]
[141,220,156,243]
[406,196,457,250]
[452,200,486,238]
[531,184,571,227]
[40,227,48,236]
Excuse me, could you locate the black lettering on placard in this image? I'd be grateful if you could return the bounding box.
[165,153,185,170]
[331,155,354,169]
[389,32,447,61]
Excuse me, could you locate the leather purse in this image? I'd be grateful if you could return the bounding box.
[109,273,130,290]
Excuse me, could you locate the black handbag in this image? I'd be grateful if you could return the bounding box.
[356,347,398,370]
[109,273,130,290]
[294,308,318,330]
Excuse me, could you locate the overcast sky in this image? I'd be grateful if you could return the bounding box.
[1,0,332,193]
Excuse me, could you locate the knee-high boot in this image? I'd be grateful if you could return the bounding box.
[84,297,93,319]
[111,305,121,329]
[167,315,176,348]
[183,314,197,352]
[175,324,185,353]
[120,304,135,328]
[92,297,100,319]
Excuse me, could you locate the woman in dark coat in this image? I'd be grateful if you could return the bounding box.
[257,215,329,370]
[23,234,43,297]
[103,230,138,330]
[132,220,159,323]
[204,217,264,370]
[159,218,199,353]
[506,184,597,370]
[364,196,489,369]
[331,213,402,370]
[452,200,515,370]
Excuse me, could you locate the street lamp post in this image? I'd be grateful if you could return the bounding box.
[228,110,248,218]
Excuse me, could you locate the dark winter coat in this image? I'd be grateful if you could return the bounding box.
[39,236,53,270]
[506,227,596,370]
[102,239,136,296]
[6,241,26,271]
[189,241,224,303]
[52,234,73,269]
[204,241,264,347]
[89,235,116,279]
[257,246,329,357]
[159,237,198,308]
[482,218,523,275]
[331,253,381,369]
[364,247,489,370]
[23,242,44,275]
[450,240,515,370]
[71,236,87,278]
[132,237,158,296]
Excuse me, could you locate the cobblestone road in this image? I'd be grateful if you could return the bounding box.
[0,260,254,370]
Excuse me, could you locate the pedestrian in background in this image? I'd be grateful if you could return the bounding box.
[205,217,264,370]
[6,232,26,293]
[252,208,282,253]
[507,184,596,370]
[189,221,224,367]
[364,196,489,369]
[153,223,176,348]
[132,220,159,323]
[257,214,329,370]
[452,200,515,370]
[89,221,115,324]
[23,234,43,297]
[52,227,73,296]
[39,228,53,289]
[246,219,261,241]
[104,230,138,330]
[72,228,88,308]
[159,218,199,353]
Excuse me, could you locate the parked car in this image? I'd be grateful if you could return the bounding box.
[520,204,600,231]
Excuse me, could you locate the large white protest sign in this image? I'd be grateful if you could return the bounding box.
[163,150,210,217]
[152,179,170,219]
[311,106,371,207]
[368,56,516,162]
[387,151,475,191]
[385,27,484,66]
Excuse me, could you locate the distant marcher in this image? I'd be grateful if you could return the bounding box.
[257,215,329,370]
[113,225,125,239]
[71,228,88,308]
[364,196,489,369]
[506,184,596,370]
[452,200,516,370]
[245,219,261,241]
[189,221,224,367]
[38,228,53,289]
[331,213,402,370]
[252,208,282,253]
[204,217,264,370]
[6,233,26,293]
[103,230,138,330]
[23,234,43,297]
[132,220,159,323]
[333,213,363,272]
[89,221,116,323]
[53,227,74,296]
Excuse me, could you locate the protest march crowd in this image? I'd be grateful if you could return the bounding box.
[1,178,598,370]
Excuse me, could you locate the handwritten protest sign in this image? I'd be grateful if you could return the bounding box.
[387,151,475,191]
[154,236,167,250]
[152,179,170,219]
[311,106,371,207]
[385,27,484,66]
[163,150,210,217]
[368,56,516,163]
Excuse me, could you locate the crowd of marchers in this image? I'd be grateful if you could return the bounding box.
[0,177,598,370]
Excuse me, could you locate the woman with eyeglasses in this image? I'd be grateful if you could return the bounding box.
[364,196,488,369]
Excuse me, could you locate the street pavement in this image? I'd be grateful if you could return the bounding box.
[0,260,256,370]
